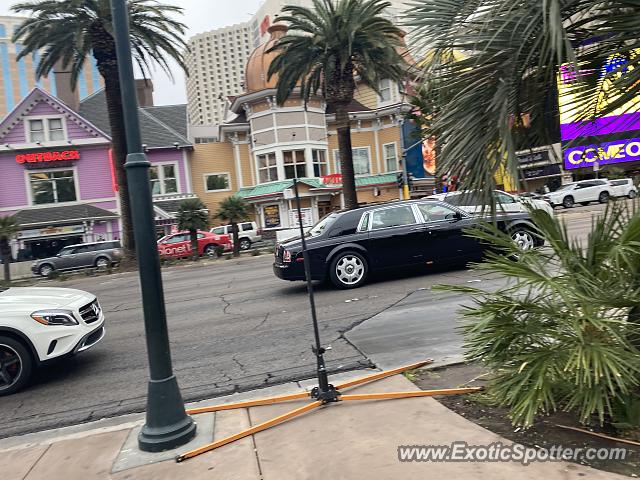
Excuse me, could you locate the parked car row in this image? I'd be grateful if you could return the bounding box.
[542,178,637,208]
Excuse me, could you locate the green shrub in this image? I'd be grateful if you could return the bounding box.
[438,201,640,427]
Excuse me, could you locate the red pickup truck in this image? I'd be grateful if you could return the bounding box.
[157,230,232,259]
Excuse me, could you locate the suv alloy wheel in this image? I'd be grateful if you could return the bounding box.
[0,336,33,396]
[599,191,610,203]
[239,238,252,250]
[562,196,574,208]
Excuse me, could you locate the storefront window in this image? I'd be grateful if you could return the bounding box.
[29,170,77,204]
[283,150,306,179]
[258,152,277,183]
[312,149,328,177]
[149,164,178,195]
[334,148,371,175]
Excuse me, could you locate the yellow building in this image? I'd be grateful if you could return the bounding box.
[191,24,411,234]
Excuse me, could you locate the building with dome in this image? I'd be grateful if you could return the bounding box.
[191,24,427,235]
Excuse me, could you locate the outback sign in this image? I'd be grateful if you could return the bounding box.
[15,150,81,164]
[564,138,640,169]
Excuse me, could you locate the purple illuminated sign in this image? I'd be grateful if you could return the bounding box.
[564,137,640,169]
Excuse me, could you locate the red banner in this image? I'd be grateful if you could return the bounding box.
[320,174,343,185]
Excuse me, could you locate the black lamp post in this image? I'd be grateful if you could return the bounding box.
[110,0,196,452]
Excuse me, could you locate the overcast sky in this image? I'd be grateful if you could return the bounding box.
[1,0,264,105]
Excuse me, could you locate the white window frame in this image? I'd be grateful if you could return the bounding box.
[257,152,278,183]
[203,172,232,193]
[282,149,307,179]
[25,165,81,206]
[24,115,68,143]
[333,147,372,176]
[378,79,393,104]
[311,149,328,177]
[383,142,398,172]
[149,162,181,196]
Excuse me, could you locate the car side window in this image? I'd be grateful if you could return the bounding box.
[370,205,417,230]
[358,212,370,232]
[211,227,225,235]
[495,192,516,204]
[74,245,90,254]
[165,234,186,244]
[59,247,76,256]
[417,203,461,222]
[197,233,205,239]
[241,223,253,231]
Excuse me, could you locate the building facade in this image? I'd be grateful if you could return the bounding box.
[0,87,194,261]
[185,0,413,131]
[0,15,103,118]
[185,23,253,127]
[191,24,418,237]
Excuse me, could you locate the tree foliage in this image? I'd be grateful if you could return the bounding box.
[405,0,640,205]
[439,202,640,426]
[215,196,250,257]
[267,0,407,209]
[177,198,208,261]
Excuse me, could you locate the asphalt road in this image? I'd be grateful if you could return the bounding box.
[0,204,603,438]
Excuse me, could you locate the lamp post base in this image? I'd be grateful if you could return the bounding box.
[138,375,197,452]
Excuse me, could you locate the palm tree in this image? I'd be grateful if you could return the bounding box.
[176,198,209,261]
[215,196,250,257]
[0,216,19,284]
[12,0,188,260]
[405,0,640,206]
[267,0,406,210]
[438,203,640,427]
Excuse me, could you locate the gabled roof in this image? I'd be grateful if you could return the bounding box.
[79,89,191,149]
[0,87,110,142]
[14,204,118,227]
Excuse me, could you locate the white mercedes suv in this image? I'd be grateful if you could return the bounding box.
[0,286,105,395]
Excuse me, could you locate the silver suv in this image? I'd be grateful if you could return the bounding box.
[211,222,262,250]
[32,241,123,277]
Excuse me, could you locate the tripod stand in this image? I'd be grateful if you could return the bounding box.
[176,179,481,462]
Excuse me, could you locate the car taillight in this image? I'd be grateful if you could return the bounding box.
[283,249,292,263]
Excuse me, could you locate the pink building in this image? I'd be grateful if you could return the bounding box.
[0,87,193,260]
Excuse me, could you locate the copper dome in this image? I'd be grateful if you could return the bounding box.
[244,23,288,93]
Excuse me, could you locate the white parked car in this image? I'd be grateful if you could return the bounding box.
[211,221,262,250]
[426,190,555,217]
[542,179,611,208]
[0,286,105,395]
[608,178,637,198]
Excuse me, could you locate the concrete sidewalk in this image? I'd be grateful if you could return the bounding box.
[1,374,626,480]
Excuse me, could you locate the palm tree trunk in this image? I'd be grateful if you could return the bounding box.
[232,222,240,257]
[1,240,11,284]
[190,228,199,261]
[335,106,358,210]
[103,73,135,263]
[90,25,135,264]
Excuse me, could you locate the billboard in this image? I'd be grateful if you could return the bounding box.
[559,50,640,170]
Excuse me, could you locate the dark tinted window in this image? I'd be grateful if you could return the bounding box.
[443,193,479,206]
[74,245,90,254]
[241,222,253,231]
[328,212,360,237]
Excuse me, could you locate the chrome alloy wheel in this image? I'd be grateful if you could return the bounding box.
[335,255,365,285]
[512,230,535,251]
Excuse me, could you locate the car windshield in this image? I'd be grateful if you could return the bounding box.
[308,213,338,237]
[555,184,574,191]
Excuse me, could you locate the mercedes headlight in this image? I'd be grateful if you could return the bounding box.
[31,309,79,326]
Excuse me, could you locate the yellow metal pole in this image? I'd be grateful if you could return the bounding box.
[403,184,410,200]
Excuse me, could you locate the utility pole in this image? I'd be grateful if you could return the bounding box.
[398,118,410,200]
[111,0,196,452]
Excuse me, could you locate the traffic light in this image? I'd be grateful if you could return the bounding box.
[396,172,404,188]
